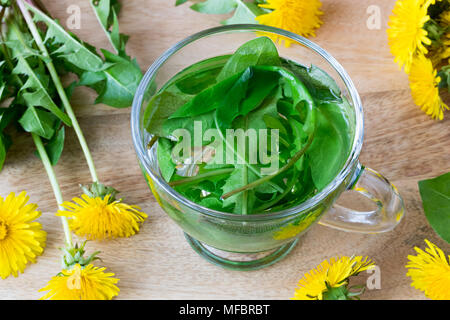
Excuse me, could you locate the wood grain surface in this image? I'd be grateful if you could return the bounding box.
[1,0,449,300]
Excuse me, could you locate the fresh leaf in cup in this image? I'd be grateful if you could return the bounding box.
[144,36,354,215]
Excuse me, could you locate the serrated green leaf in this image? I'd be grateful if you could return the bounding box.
[91,49,143,108]
[175,0,189,5]
[90,0,129,58]
[418,172,450,243]
[4,21,45,61]
[12,56,71,126]
[76,50,142,108]
[91,0,114,28]
[190,0,237,14]
[110,9,129,57]
[4,20,70,125]
[19,106,56,139]
[4,39,44,60]
[25,2,105,72]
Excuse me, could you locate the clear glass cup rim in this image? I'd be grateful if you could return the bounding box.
[131,24,364,222]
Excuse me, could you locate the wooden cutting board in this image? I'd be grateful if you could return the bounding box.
[1,0,449,300]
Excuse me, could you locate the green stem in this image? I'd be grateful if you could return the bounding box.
[169,168,234,187]
[17,0,99,183]
[32,133,73,248]
[254,168,300,212]
[4,5,73,248]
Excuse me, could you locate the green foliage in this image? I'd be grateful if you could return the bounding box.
[26,2,143,109]
[18,106,56,140]
[221,165,256,214]
[0,104,18,171]
[418,172,450,243]
[43,126,65,166]
[6,22,71,125]
[90,0,129,58]
[144,86,194,138]
[175,0,189,5]
[145,37,353,214]
[0,106,19,132]
[190,0,237,14]
[81,181,119,202]
[217,37,280,81]
[157,137,176,182]
[307,100,352,190]
[0,132,10,171]
[222,1,264,25]
[185,0,265,25]
[285,60,341,100]
[84,0,144,108]
[13,56,71,125]
[170,70,247,120]
[0,0,140,170]
[79,50,143,108]
[27,4,106,72]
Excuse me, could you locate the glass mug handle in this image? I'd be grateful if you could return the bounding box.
[319,162,405,233]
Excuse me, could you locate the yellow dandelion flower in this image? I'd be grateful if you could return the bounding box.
[39,264,119,300]
[387,0,432,73]
[0,191,46,279]
[406,239,450,300]
[292,256,374,300]
[57,194,147,240]
[255,0,323,47]
[408,54,448,120]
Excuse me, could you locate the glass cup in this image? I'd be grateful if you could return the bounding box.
[131,25,405,270]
